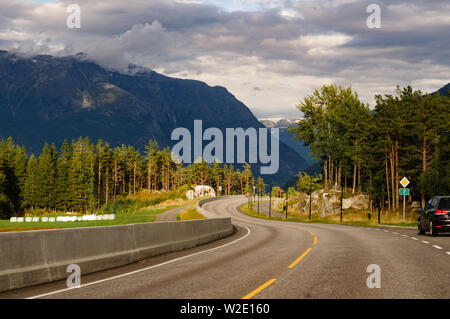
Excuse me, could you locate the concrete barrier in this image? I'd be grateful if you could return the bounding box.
[0,199,233,293]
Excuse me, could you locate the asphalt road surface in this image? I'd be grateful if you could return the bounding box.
[154,205,193,222]
[2,196,449,299]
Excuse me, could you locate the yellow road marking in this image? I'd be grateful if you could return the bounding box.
[288,248,312,269]
[313,236,317,246]
[309,231,315,236]
[242,278,277,299]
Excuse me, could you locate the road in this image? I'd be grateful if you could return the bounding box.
[1,196,449,299]
[154,205,193,222]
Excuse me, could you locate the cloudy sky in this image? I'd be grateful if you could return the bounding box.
[1,0,449,118]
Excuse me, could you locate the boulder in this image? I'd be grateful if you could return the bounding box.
[411,201,421,212]
[194,185,216,197]
[186,185,216,199]
[186,190,195,200]
[294,189,370,217]
[342,194,370,210]
[411,201,421,208]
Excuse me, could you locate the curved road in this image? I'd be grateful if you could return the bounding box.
[1,196,449,299]
[154,205,194,222]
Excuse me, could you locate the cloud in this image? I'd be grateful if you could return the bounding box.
[0,0,448,117]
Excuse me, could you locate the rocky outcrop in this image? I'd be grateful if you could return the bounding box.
[186,185,216,200]
[291,190,370,217]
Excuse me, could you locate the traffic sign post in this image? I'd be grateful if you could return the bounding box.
[399,177,410,223]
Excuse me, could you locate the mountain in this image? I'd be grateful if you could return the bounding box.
[431,83,450,96]
[259,118,316,166]
[259,118,302,129]
[0,50,309,185]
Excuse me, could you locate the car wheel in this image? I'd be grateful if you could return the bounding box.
[429,221,437,236]
[418,220,425,235]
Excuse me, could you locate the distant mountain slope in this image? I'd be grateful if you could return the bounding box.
[431,83,450,96]
[259,118,316,165]
[0,50,308,185]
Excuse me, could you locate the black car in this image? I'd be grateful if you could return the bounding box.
[418,196,450,236]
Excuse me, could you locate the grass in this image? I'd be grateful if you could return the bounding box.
[177,207,206,221]
[240,202,418,228]
[0,186,197,232]
[100,185,190,214]
[0,206,183,232]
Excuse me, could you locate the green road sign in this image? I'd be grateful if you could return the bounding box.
[399,188,410,196]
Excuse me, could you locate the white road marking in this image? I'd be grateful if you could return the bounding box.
[27,225,252,299]
[411,237,418,240]
[422,241,430,244]
[432,245,443,250]
[402,234,408,237]
[393,232,398,235]
[383,230,389,232]
[446,252,450,256]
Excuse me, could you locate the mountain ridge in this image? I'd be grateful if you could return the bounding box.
[0,50,309,185]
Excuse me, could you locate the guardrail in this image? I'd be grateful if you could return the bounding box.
[0,198,233,293]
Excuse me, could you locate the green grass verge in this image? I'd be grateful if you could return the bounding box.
[0,206,178,232]
[177,207,206,221]
[240,203,417,228]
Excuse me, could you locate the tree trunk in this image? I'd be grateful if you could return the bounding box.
[329,156,333,188]
[98,163,102,209]
[358,163,361,193]
[147,159,152,192]
[390,144,396,214]
[395,140,399,211]
[421,128,427,208]
[385,147,391,214]
[352,164,357,194]
[113,160,118,201]
[133,161,137,195]
[344,170,347,195]
[338,163,342,190]
[335,161,338,190]
[105,169,109,205]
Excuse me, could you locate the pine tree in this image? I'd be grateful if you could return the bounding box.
[23,154,39,210]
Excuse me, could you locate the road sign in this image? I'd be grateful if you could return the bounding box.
[219,186,222,191]
[399,177,410,224]
[400,177,410,188]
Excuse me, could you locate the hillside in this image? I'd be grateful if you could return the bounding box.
[0,51,309,185]
[432,82,450,96]
[259,118,316,165]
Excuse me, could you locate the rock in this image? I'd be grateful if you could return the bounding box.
[342,194,370,211]
[186,185,216,199]
[411,201,420,208]
[411,201,421,212]
[194,185,216,197]
[294,189,370,217]
[186,190,195,200]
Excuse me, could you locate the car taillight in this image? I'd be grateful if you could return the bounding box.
[435,210,448,215]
